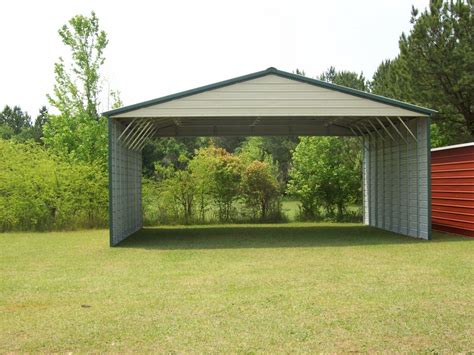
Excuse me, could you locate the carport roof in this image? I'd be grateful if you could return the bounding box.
[103,67,436,117]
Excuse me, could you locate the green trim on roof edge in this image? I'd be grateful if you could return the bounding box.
[102,67,437,117]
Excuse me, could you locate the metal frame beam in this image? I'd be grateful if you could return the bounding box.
[367,120,386,142]
[129,120,154,150]
[397,117,418,142]
[386,117,408,144]
[375,117,395,141]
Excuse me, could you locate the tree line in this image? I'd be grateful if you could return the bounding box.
[0,1,472,231]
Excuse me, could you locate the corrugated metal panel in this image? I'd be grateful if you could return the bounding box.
[109,118,143,246]
[431,144,474,237]
[113,75,425,118]
[363,117,430,239]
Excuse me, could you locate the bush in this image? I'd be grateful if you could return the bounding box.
[143,146,286,225]
[287,137,361,221]
[0,139,107,231]
[190,147,243,222]
[241,161,281,221]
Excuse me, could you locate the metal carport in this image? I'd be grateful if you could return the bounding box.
[103,67,436,246]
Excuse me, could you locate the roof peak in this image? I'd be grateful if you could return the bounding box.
[103,67,436,117]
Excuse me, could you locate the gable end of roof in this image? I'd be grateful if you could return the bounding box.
[103,67,436,117]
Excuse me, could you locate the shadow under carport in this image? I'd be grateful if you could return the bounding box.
[115,223,472,250]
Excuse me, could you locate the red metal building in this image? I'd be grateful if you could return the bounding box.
[431,142,474,237]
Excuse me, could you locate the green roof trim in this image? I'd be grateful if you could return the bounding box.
[103,67,437,117]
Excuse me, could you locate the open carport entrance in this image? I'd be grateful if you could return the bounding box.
[104,67,435,246]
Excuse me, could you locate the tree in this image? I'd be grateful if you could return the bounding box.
[42,113,108,165]
[286,138,322,219]
[191,146,243,222]
[371,57,470,146]
[241,161,280,220]
[287,137,361,220]
[209,136,246,153]
[32,106,49,143]
[370,57,416,102]
[188,149,213,221]
[399,0,474,137]
[160,170,195,223]
[237,136,298,185]
[142,137,208,177]
[0,105,32,136]
[47,11,108,119]
[44,12,110,166]
[319,66,369,91]
[282,67,365,220]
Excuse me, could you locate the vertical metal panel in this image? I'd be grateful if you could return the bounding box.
[370,134,377,225]
[109,118,143,246]
[391,135,400,232]
[363,136,370,225]
[364,117,430,239]
[431,144,474,237]
[108,117,114,246]
[417,118,431,239]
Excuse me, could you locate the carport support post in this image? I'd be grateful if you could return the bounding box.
[109,117,143,246]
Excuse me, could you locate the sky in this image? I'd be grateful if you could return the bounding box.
[0,0,430,118]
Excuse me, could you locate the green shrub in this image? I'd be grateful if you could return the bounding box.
[241,161,281,220]
[190,147,243,222]
[0,139,107,231]
[288,137,361,221]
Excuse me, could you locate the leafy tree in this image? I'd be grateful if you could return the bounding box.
[160,169,195,223]
[143,137,208,177]
[241,161,280,220]
[237,137,275,165]
[237,136,298,184]
[370,1,473,146]
[47,11,107,119]
[370,58,416,102]
[0,105,50,142]
[319,66,369,91]
[0,105,32,136]
[209,136,246,153]
[31,106,49,143]
[399,0,473,139]
[287,137,361,220]
[109,90,123,110]
[44,12,110,166]
[43,114,108,165]
[372,57,470,146]
[191,146,243,222]
[188,150,213,221]
[0,124,14,140]
[287,138,321,219]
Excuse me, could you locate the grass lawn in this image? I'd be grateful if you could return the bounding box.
[281,200,362,221]
[1,223,473,352]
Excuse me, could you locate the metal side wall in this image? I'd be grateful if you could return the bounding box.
[363,117,431,239]
[109,118,143,246]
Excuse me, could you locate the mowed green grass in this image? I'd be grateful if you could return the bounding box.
[1,224,473,353]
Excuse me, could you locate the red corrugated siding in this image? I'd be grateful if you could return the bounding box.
[431,145,474,237]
